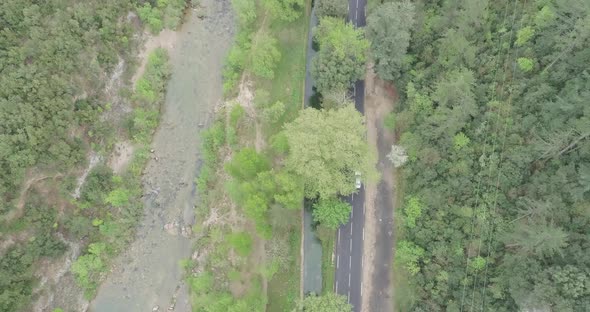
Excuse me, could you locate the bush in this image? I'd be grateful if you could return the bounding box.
[384,112,396,130]
[227,232,253,256]
[71,242,108,298]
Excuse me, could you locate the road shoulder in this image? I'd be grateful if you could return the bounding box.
[361,65,397,312]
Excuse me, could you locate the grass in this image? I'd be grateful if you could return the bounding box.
[260,11,309,124]
[267,228,302,311]
[320,230,335,294]
[265,1,310,309]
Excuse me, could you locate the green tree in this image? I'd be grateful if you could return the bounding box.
[366,1,415,80]
[311,17,369,93]
[225,148,270,181]
[295,293,352,312]
[315,0,348,18]
[283,106,376,198]
[71,243,108,297]
[312,198,351,229]
[104,188,130,207]
[231,0,257,26]
[395,240,424,276]
[404,196,423,229]
[227,232,253,256]
[453,132,470,149]
[516,26,535,46]
[262,0,305,22]
[503,224,568,258]
[518,57,534,72]
[250,33,281,79]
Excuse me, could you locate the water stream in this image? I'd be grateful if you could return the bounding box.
[90,1,234,311]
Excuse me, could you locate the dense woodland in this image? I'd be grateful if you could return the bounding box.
[366,0,590,311]
[0,0,181,310]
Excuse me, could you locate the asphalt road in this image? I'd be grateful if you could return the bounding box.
[334,0,367,311]
[336,187,366,310]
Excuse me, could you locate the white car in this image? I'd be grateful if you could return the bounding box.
[355,171,362,189]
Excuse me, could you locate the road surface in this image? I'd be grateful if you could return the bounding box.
[334,0,367,311]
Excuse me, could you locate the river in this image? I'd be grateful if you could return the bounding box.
[90,1,234,311]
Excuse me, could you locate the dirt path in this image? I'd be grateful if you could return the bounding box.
[90,1,235,311]
[361,65,397,312]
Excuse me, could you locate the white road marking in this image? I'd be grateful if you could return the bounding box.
[361,255,364,268]
[349,255,352,269]
[356,0,359,9]
[363,202,365,214]
[363,227,365,241]
[348,274,351,287]
[349,237,352,252]
[337,255,340,269]
[351,202,354,218]
[350,221,353,233]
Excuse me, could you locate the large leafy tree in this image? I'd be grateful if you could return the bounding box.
[366,1,415,81]
[315,0,348,18]
[283,106,376,199]
[311,17,369,93]
[262,0,305,22]
[312,198,352,228]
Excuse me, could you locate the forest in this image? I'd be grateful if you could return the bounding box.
[365,0,590,311]
[0,0,182,310]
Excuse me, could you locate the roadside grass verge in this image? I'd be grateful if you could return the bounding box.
[315,225,335,294]
[262,15,308,121]
[267,224,302,311]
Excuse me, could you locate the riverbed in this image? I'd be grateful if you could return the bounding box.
[90,1,234,311]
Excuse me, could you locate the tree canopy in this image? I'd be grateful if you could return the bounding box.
[283,106,376,199]
[382,0,590,310]
[311,17,369,93]
[366,1,415,81]
[315,0,348,18]
[312,198,352,229]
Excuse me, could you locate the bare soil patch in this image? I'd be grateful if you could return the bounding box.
[108,141,135,174]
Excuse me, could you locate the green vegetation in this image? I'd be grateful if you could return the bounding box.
[0,201,67,312]
[188,1,310,311]
[0,0,174,309]
[283,106,376,199]
[71,48,170,297]
[137,0,187,34]
[294,292,352,311]
[0,0,136,214]
[312,198,352,229]
[262,0,306,22]
[131,48,171,143]
[315,0,348,18]
[315,224,336,294]
[366,1,415,81]
[311,17,369,93]
[368,0,590,310]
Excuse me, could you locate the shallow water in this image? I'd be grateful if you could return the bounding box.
[90,2,234,311]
